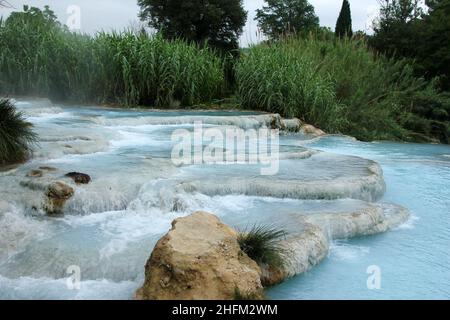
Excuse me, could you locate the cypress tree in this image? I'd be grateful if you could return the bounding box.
[335,0,353,37]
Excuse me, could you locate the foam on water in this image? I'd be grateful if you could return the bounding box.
[329,241,371,262]
[0,204,48,263]
[0,275,139,300]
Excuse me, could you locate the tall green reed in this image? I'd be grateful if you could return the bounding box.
[0,7,224,108]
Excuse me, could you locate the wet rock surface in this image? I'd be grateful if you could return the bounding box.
[43,181,74,214]
[65,172,91,184]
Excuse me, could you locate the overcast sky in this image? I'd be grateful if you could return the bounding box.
[1,0,380,45]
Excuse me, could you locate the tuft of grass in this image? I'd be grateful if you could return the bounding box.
[238,225,287,269]
[0,99,37,165]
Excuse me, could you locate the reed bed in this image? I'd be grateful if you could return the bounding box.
[0,13,224,107]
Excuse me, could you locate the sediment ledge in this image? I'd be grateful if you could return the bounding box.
[279,203,409,282]
[180,161,386,202]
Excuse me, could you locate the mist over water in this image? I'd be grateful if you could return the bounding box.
[0,99,449,299]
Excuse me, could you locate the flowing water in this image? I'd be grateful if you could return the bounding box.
[0,99,449,300]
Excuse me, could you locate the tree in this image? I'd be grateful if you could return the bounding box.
[377,0,423,24]
[138,0,247,53]
[370,0,423,58]
[255,0,319,39]
[335,0,353,37]
[417,0,450,89]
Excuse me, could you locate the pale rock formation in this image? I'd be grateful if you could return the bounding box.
[301,124,326,137]
[136,211,264,300]
[265,203,409,284]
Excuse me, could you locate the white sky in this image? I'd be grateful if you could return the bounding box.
[0,0,381,45]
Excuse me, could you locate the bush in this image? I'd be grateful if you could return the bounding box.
[236,35,449,142]
[237,225,287,269]
[0,99,37,166]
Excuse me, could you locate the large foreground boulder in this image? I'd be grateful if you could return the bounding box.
[136,211,264,300]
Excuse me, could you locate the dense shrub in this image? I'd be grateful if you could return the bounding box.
[0,99,37,166]
[236,35,449,142]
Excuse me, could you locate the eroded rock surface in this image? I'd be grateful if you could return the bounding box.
[264,203,409,285]
[43,181,74,214]
[136,211,264,300]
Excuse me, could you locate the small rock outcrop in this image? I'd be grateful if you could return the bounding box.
[65,172,91,184]
[43,181,74,214]
[301,124,326,137]
[136,211,264,300]
[281,118,303,132]
[26,169,43,178]
[39,166,58,172]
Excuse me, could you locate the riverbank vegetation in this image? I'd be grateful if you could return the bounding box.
[0,6,224,107]
[236,35,450,142]
[1,2,449,143]
[0,99,37,166]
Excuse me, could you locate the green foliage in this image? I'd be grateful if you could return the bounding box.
[415,0,450,90]
[237,35,449,142]
[237,225,287,269]
[335,0,353,38]
[138,0,247,54]
[369,0,423,59]
[398,84,450,143]
[368,0,450,141]
[255,0,319,39]
[0,6,224,107]
[0,99,37,166]
[369,0,450,89]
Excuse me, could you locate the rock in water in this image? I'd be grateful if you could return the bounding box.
[301,124,326,137]
[26,169,43,178]
[136,211,264,300]
[39,166,58,172]
[44,181,74,214]
[65,172,91,184]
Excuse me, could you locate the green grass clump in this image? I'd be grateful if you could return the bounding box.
[0,6,224,108]
[236,34,449,142]
[238,225,287,269]
[0,99,37,166]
